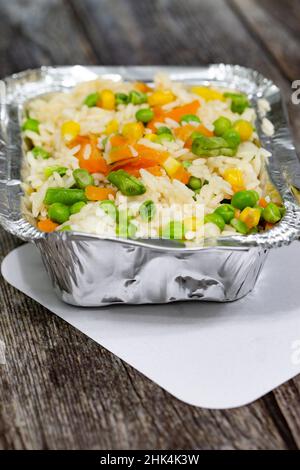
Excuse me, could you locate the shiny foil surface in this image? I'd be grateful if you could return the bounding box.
[0,65,300,305]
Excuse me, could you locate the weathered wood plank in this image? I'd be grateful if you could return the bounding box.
[272,378,300,449]
[0,0,97,75]
[230,0,300,81]
[69,0,300,153]
[0,229,291,449]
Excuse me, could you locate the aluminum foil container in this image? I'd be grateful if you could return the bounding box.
[1,65,300,306]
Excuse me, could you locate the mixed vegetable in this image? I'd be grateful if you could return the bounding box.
[23,79,284,240]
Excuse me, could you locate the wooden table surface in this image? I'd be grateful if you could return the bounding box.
[1,0,300,450]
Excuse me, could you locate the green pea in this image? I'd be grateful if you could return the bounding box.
[32,146,50,159]
[99,200,119,221]
[232,96,249,114]
[230,218,248,234]
[108,170,146,196]
[129,90,147,105]
[180,114,201,125]
[161,221,185,240]
[70,201,86,215]
[187,176,202,191]
[183,161,192,169]
[115,93,129,105]
[73,169,94,189]
[156,133,175,144]
[262,202,281,223]
[139,200,156,221]
[135,108,154,123]
[22,118,40,134]
[222,128,241,148]
[213,116,232,136]
[48,203,70,224]
[249,190,260,204]
[214,204,235,224]
[224,92,249,114]
[157,126,172,135]
[44,188,86,205]
[83,92,100,107]
[44,166,68,178]
[231,190,259,210]
[204,213,225,231]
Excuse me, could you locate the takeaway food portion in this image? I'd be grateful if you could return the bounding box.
[21,73,284,243]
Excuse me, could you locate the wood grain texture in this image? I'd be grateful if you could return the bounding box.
[0,0,300,450]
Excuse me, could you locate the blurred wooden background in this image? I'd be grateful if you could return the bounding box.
[0,0,300,450]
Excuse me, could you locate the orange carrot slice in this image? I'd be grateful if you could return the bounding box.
[69,135,108,174]
[109,145,134,163]
[37,219,59,232]
[134,81,152,93]
[164,100,200,122]
[85,185,116,201]
[259,197,268,208]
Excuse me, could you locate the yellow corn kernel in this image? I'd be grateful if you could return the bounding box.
[191,86,225,102]
[239,207,261,228]
[122,122,144,141]
[148,90,175,106]
[233,119,253,141]
[223,168,245,193]
[61,120,80,141]
[144,133,157,141]
[105,119,119,135]
[162,156,181,177]
[100,89,115,110]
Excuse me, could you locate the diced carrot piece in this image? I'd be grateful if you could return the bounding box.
[147,101,200,131]
[265,222,274,230]
[108,145,168,172]
[109,145,134,163]
[196,124,214,137]
[69,135,108,174]
[85,185,116,201]
[143,165,163,176]
[134,81,152,93]
[37,219,59,232]
[68,135,90,148]
[134,144,168,163]
[79,154,108,174]
[110,134,128,147]
[174,124,195,142]
[164,100,200,122]
[146,106,165,131]
[109,158,136,171]
[173,166,190,184]
[259,197,268,208]
[110,156,162,172]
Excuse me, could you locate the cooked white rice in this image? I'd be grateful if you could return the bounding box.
[22,72,279,244]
